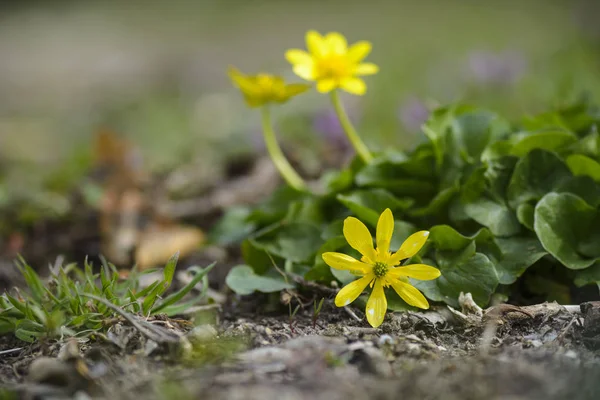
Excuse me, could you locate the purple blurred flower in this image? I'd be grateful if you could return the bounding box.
[313,107,360,150]
[398,97,430,133]
[467,51,527,86]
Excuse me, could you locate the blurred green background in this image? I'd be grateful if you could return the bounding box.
[0,0,599,224]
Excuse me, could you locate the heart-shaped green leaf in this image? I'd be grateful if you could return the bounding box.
[534,192,600,269]
[225,265,294,295]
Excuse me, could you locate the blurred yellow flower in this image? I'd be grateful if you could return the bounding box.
[322,209,440,328]
[228,67,310,108]
[285,31,379,95]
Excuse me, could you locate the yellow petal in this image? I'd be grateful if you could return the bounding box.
[285,49,313,66]
[280,83,310,101]
[228,67,258,96]
[340,78,366,95]
[227,66,246,83]
[390,280,429,309]
[293,64,315,81]
[316,79,337,93]
[387,264,441,280]
[322,252,370,275]
[389,231,429,265]
[355,63,379,76]
[324,32,347,54]
[335,274,373,307]
[376,208,394,255]
[343,216,376,262]
[306,30,326,57]
[347,41,372,62]
[365,279,387,327]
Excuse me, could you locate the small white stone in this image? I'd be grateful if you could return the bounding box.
[378,334,394,346]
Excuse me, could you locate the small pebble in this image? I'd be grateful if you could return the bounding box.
[190,324,218,340]
[564,350,578,359]
[378,334,395,346]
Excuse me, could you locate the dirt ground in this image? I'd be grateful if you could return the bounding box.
[1,296,599,400]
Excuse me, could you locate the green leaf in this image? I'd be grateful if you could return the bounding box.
[162,252,179,289]
[15,328,42,343]
[209,206,255,245]
[0,317,16,335]
[429,225,476,252]
[225,265,294,295]
[329,267,356,285]
[494,237,547,284]
[462,197,521,237]
[151,263,216,314]
[507,149,572,209]
[484,156,518,203]
[6,294,28,316]
[428,225,501,267]
[565,154,600,182]
[422,105,457,169]
[241,239,275,275]
[285,196,328,225]
[16,259,45,303]
[516,203,535,231]
[574,262,600,288]
[159,297,208,317]
[14,320,45,343]
[337,189,413,227]
[416,253,498,307]
[569,130,600,157]
[356,148,435,185]
[460,166,486,203]
[305,236,347,283]
[555,176,600,207]
[508,129,577,157]
[251,222,323,264]
[534,192,600,269]
[142,283,164,315]
[247,186,306,225]
[321,220,344,241]
[389,220,418,251]
[133,280,161,300]
[321,168,354,193]
[409,185,458,217]
[451,108,510,161]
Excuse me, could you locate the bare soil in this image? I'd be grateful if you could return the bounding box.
[1,298,599,400]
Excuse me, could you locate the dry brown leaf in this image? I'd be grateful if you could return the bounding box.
[135,225,205,270]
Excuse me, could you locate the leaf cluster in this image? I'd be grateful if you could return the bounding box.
[217,98,600,309]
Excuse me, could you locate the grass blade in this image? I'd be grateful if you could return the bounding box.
[151,262,215,314]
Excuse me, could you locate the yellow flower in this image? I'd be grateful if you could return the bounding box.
[285,30,379,95]
[322,209,440,328]
[228,67,310,108]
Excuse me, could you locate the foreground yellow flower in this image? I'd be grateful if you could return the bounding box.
[285,30,379,95]
[228,67,310,108]
[322,209,440,328]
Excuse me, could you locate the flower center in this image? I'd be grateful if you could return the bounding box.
[372,262,388,278]
[316,56,351,79]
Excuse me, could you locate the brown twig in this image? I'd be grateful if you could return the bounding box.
[343,306,362,323]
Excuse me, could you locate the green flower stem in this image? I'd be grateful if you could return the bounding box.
[260,107,307,191]
[330,90,373,163]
